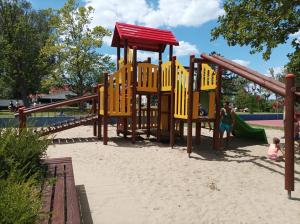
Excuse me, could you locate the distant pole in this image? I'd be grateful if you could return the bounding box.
[285,73,295,199]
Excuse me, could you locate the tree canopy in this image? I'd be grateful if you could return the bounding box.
[0,0,53,106]
[42,0,115,96]
[211,0,300,84]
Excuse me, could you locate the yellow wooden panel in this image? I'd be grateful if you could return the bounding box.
[201,63,217,90]
[121,72,126,114]
[174,61,189,119]
[115,72,120,113]
[208,91,216,118]
[109,77,113,113]
[137,63,158,92]
[161,61,172,91]
[99,86,104,115]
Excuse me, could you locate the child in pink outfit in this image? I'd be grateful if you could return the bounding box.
[268,137,284,161]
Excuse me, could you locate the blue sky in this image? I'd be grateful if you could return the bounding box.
[29,0,297,76]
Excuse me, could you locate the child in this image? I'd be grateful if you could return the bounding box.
[268,137,284,161]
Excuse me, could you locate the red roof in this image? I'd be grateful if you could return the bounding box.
[111,22,179,52]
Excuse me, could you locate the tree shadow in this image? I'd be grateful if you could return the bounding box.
[76,185,94,224]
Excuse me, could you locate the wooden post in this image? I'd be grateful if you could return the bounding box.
[138,95,142,129]
[146,57,151,137]
[131,46,137,144]
[116,44,121,135]
[93,86,97,136]
[169,45,173,61]
[213,66,222,149]
[123,39,128,137]
[117,45,120,70]
[19,107,26,132]
[196,61,202,144]
[103,72,109,145]
[285,73,295,199]
[147,95,151,137]
[187,55,195,156]
[170,56,176,147]
[157,54,162,141]
[97,84,102,140]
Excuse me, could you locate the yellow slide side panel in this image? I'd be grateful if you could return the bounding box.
[161,61,172,91]
[208,91,216,118]
[137,63,158,92]
[201,63,217,90]
[161,95,169,131]
[99,86,104,115]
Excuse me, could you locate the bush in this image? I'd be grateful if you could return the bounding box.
[0,128,51,223]
[0,178,42,224]
[0,128,50,181]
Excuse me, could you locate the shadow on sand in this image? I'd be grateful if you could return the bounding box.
[76,185,93,224]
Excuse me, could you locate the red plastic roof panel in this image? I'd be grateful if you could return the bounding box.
[111,22,179,52]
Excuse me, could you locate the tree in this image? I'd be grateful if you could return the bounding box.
[43,0,115,97]
[211,1,300,85]
[0,0,54,106]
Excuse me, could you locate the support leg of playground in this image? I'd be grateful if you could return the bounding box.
[285,74,295,199]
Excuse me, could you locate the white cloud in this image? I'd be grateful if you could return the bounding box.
[290,30,300,38]
[290,30,300,44]
[85,0,224,29]
[105,54,117,61]
[174,41,199,57]
[137,51,158,62]
[265,66,284,77]
[232,59,250,67]
[103,35,112,46]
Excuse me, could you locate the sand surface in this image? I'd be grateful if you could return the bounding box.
[47,125,300,224]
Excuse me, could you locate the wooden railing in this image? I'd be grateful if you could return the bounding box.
[15,94,98,130]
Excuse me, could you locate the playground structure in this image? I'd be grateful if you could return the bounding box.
[16,22,298,198]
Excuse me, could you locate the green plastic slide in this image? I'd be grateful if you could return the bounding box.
[233,115,268,143]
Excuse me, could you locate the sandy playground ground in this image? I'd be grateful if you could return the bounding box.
[46,125,300,224]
